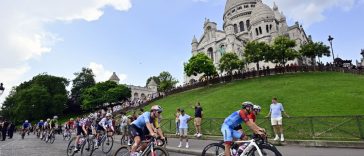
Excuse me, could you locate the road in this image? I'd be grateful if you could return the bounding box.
[1,133,364,156]
[0,134,192,156]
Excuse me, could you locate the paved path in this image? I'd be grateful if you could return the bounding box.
[0,134,192,156]
[1,133,364,156]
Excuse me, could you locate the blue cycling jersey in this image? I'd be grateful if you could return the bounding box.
[132,112,151,129]
[223,110,250,128]
[23,122,30,128]
[37,121,44,127]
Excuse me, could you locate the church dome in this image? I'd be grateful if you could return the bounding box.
[224,0,256,15]
[250,1,274,25]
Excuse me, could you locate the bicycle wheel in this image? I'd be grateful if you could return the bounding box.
[247,143,282,156]
[81,139,94,156]
[201,143,225,156]
[145,146,169,156]
[50,134,56,144]
[101,136,113,154]
[113,145,130,156]
[67,137,76,156]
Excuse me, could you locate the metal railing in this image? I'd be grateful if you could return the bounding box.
[160,115,364,141]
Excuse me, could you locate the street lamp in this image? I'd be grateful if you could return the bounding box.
[0,83,5,96]
[328,35,335,65]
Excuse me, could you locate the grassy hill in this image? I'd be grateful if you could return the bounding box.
[149,72,364,118]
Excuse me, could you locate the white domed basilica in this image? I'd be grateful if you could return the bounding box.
[186,0,309,83]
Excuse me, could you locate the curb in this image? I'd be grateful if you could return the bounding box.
[165,134,364,149]
[166,147,201,155]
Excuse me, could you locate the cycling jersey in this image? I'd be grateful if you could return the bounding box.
[37,121,44,128]
[98,118,113,128]
[50,119,59,128]
[23,122,30,129]
[248,113,256,122]
[131,112,159,129]
[223,110,250,128]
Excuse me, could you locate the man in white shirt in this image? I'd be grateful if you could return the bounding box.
[178,109,192,148]
[266,97,289,141]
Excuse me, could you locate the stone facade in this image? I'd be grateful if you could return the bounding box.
[108,72,158,101]
[186,0,309,84]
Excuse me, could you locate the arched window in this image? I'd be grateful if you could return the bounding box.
[259,27,262,34]
[234,24,238,33]
[208,47,214,62]
[246,20,250,29]
[266,25,269,33]
[255,28,259,36]
[239,21,245,32]
[219,45,226,55]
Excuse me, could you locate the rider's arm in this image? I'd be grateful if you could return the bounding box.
[82,125,88,135]
[145,122,156,136]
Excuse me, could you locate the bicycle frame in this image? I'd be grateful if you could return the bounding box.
[233,139,263,156]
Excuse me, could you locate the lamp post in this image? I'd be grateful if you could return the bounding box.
[0,83,5,96]
[328,35,335,65]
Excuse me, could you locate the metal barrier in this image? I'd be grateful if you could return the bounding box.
[161,115,364,141]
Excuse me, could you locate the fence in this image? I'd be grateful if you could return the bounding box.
[160,115,364,141]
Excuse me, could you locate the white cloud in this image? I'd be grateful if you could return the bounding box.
[0,0,132,105]
[88,62,127,83]
[263,0,356,27]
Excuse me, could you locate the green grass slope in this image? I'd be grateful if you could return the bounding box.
[151,72,364,118]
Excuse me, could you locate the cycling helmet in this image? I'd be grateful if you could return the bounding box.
[25,120,28,123]
[253,105,261,112]
[88,113,94,119]
[70,118,74,121]
[47,118,50,121]
[106,113,112,117]
[40,120,43,122]
[53,115,58,119]
[151,105,163,113]
[242,101,254,109]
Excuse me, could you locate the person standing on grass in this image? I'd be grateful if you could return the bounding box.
[178,109,192,148]
[175,108,181,135]
[193,102,203,137]
[265,97,289,142]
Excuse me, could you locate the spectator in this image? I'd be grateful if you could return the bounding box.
[177,109,192,148]
[193,102,203,137]
[175,108,181,135]
[8,122,15,139]
[265,97,290,142]
[1,119,9,141]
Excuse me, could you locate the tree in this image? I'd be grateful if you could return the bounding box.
[146,76,160,87]
[270,36,299,67]
[1,74,69,123]
[299,41,331,66]
[219,52,241,78]
[244,41,271,71]
[158,71,178,92]
[80,81,131,110]
[184,52,217,80]
[70,67,96,112]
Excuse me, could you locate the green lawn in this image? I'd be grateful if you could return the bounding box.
[150,72,364,119]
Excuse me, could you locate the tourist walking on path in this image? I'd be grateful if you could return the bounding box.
[193,102,203,137]
[178,109,191,148]
[175,108,181,135]
[1,119,9,141]
[265,97,290,142]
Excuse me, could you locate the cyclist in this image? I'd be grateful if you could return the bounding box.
[74,116,86,152]
[22,120,30,136]
[221,101,265,156]
[49,116,59,134]
[36,120,44,137]
[64,118,75,137]
[96,113,114,147]
[129,105,165,156]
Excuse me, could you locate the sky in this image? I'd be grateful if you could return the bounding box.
[1,0,364,104]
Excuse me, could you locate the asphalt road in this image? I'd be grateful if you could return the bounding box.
[0,134,193,156]
[1,133,364,156]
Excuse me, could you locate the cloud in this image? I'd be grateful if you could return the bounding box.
[0,0,132,105]
[88,62,127,83]
[263,0,356,27]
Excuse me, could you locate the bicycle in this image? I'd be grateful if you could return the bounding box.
[66,135,94,156]
[113,136,169,156]
[46,129,56,144]
[63,129,73,141]
[94,131,114,154]
[201,134,282,156]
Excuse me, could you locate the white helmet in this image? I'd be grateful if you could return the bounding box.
[242,101,254,109]
[253,105,261,112]
[106,113,112,117]
[53,116,58,119]
[40,120,43,122]
[88,113,94,119]
[151,105,163,113]
[25,120,28,123]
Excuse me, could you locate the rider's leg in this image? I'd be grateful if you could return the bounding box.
[131,136,141,153]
